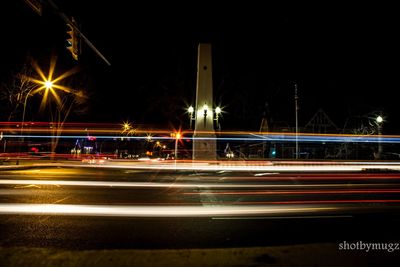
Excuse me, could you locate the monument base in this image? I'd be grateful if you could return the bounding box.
[193,134,217,160]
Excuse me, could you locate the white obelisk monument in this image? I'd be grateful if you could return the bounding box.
[193,43,217,160]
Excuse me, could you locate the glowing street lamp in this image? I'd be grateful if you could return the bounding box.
[376,115,384,159]
[202,103,209,127]
[174,132,182,164]
[215,106,222,115]
[188,106,195,129]
[123,123,130,131]
[187,104,223,129]
[44,80,53,89]
[215,106,222,125]
[122,122,131,132]
[16,58,79,164]
[18,77,57,164]
[121,121,136,136]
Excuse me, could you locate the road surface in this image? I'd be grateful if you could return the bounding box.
[1,162,400,266]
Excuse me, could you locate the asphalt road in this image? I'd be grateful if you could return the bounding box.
[1,165,400,250]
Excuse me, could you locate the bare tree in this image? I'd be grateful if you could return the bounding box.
[0,63,36,121]
[48,89,88,159]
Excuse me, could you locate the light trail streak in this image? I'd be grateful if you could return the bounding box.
[257,199,400,205]
[212,215,353,220]
[2,134,400,143]
[225,175,400,181]
[0,204,337,217]
[184,189,400,195]
[74,162,400,172]
[2,159,400,173]
[0,122,393,136]
[2,128,400,143]
[1,134,176,140]
[3,161,400,172]
[0,180,396,189]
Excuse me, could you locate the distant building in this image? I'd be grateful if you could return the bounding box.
[304,109,338,134]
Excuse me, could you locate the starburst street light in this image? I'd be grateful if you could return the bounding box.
[214,106,222,124]
[123,123,131,131]
[188,106,195,129]
[27,59,78,111]
[121,121,136,136]
[44,80,53,89]
[20,58,79,126]
[173,131,182,163]
[122,121,132,132]
[186,104,223,130]
[17,58,79,164]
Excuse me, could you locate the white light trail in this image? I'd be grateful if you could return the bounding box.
[74,162,400,172]
[0,204,337,217]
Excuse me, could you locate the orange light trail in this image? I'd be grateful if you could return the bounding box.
[183,189,400,195]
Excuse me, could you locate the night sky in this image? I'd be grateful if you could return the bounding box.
[1,1,400,133]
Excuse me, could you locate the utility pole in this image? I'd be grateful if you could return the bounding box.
[295,83,299,159]
[376,115,383,159]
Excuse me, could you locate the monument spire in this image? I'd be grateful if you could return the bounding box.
[193,43,217,160]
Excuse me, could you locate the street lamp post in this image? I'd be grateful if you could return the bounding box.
[17,80,55,164]
[188,104,221,160]
[22,81,54,130]
[215,106,221,130]
[17,87,37,164]
[188,106,195,129]
[174,132,181,167]
[376,115,383,159]
[294,84,299,159]
[203,104,208,128]
[187,105,222,130]
[16,58,81,163]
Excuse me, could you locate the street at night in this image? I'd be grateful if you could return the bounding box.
[1,163,400,249]
[2,0,400,266]
[1,160,400,265]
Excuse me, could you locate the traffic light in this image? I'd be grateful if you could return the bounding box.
[66,18,79,60]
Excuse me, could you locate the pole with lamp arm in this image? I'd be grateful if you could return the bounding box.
[188,106,194,129]
[376,115,383,159]
[17,80,54,165]
[214,106,221,130]
[174,132,181,169]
